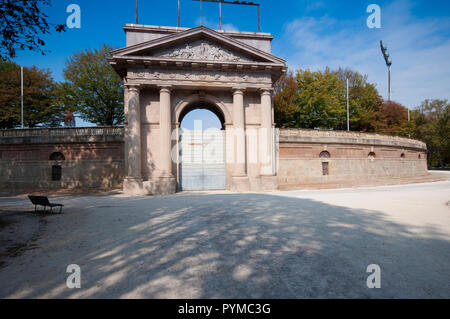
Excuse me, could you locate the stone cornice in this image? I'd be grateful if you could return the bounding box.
[109,55,285,70]
[0,127,124,145]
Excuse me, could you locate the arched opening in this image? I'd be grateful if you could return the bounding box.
[180,109,223,130]
[178,102,226,191]
[400,153,406,158]
[319,151,331,158]
[368,152,376,159]
[50,152,65,161]
[179,101,226,130]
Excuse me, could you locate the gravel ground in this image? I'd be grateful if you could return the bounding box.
[0,180,449,298]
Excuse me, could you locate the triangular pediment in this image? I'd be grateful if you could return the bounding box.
[111,26,285,65]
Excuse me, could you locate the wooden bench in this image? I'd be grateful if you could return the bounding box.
[28,195,64,214]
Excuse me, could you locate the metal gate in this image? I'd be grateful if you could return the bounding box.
[179,129,226,191]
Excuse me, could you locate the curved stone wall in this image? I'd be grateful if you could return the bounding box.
[0,127,430,193]
[277,129,428,188]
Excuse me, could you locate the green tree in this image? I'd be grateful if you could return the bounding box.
[0,0,65,61]
[294,68,347,130]
[413,99,450,168]
[60,45,124,126]
[0,61,64,128]
[274,67,384,131]
[336,68,384,132]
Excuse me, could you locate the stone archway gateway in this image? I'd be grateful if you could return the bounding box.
[109,25,287,195]
[178,101,226,191]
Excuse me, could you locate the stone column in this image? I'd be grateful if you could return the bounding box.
[123,84,143,194]
[232,88,246,177]
[175,122,181,191]
[260,88,274,175]
[157,85,176,194]
[159,86,173,177]
[230,87,250,192]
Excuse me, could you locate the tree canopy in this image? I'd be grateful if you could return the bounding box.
[336,68,384,132]
[0,61,64,128]
[274,67,450,168]
[412,99,450,168]
[0,0,65,61]
[274,68,383,132]
[59,45,124,126]
[377,100,412,136]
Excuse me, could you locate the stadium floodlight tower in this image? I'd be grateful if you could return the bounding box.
[380,40,392,101]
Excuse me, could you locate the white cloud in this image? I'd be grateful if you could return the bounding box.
[278,0,450,108]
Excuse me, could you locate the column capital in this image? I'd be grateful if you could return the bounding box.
[125,84,140,92]
[232,87,246,94]
[259,88,274,95]
[158,85,173,93]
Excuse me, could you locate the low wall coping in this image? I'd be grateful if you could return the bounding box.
[0,126,124,145]
[279,129,427,151]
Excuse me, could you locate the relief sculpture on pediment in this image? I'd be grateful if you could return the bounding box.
[154,40,252,62]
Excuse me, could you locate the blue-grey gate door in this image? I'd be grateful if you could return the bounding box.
[180,129,226,191]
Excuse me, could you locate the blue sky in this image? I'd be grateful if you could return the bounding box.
[13,0,450,128]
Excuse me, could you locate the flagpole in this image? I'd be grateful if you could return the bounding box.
[347,78,350,131]
[21,66,24,129]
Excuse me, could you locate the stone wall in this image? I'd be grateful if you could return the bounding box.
[0,127,124,192]
[0,127,430,193]
[277,129,428,188]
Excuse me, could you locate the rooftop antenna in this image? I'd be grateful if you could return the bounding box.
[135,0,138,24]
[178,0,180,27]
[193,0,261,32]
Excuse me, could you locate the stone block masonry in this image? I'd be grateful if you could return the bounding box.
[277,129,428,188]
[0,126,429,193]
[0,127,124,192]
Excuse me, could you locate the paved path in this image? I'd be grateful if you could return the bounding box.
[0,181,449,298]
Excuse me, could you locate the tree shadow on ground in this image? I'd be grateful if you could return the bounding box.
[0,193,449,298]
